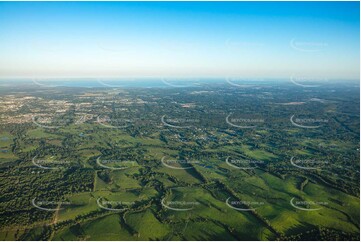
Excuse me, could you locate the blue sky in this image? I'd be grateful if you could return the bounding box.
[0,1,359,79]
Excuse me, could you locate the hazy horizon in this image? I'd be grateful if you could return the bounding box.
[0,1,359,79]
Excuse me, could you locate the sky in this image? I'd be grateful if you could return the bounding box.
[0,1,359,80]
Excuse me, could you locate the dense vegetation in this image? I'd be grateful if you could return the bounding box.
[0,80,359,240]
